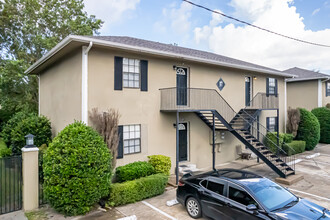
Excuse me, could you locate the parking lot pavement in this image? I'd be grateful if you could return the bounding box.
[115,144,330,219]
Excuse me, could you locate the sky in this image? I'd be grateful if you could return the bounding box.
[83,0,330,74]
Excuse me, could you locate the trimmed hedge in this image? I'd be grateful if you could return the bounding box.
[264,132,294,154]
[283,141,306,156]
[43,121,112,216]
[108,174,168,206]
[296,108,320,151]
[115,161,155,182]
[0,147,11,158]
[311,107,330,144]
[148,155,171,175]
[2,112,52,154]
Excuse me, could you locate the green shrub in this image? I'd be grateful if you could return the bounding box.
[108,174,168,206]
[326,103,330,109]
[148,155,171,175]
[283,141,306,156]
[296,108,320,151]
[264,133,294,154]
[0,147,12,158]
[1,112,52,154]
[116,161,155,183]
[311,107,330,144]
[43,121,112,216]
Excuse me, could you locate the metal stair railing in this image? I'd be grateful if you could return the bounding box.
[160,87,295,176]
[245,92,279,109]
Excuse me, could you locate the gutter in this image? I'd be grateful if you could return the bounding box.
[25,35,296,78]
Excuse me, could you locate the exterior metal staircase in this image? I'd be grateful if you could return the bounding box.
[160,88,296,178]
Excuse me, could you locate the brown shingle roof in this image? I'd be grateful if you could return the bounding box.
[284,67,330,82]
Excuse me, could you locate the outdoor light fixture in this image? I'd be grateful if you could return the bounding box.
[253,76,257,80]
[24,134,36,148]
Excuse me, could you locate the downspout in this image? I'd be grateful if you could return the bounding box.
[82,42,93,125]
[38,74,40,116]
[284,79,287,133]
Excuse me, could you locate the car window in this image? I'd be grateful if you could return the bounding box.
[207,181,224,195]
[229,186,258,207]
[200,180,207,188]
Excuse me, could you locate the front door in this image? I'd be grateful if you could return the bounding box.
[245,76,251,106]
[176,67,188,106]
[179,123,188,161]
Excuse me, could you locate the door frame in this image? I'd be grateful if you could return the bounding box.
[245,76,253,106]
[178,121,190,162]
[176,66,190,106]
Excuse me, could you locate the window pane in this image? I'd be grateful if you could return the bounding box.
[135,139,139,145]
[123,133,129,140]
[123,126,129,132]
[123,58,128,64]
[130,125,135,131]
[135,125,140,131]
[135,59,140,66]
[207,181,224,195]
[134,81,139,88]
[135,145,140,152]
[229,187,257,206]
[135,131,140,138]
[200,180,207,188]
[124,147,129,154]
[123,65,128,72]
[130,131,135,138]
[134,73,139,80]
[129,65,134,72]
[129,140,134,146]
[129,146,135,153]
[123,73,128,79]
[123,80,128,87]
[129,81,133,87]
[129,59,134,65]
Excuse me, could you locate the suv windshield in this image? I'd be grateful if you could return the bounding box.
[245,178,297,211]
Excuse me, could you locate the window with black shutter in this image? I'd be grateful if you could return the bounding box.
[326,82,330,97]
[267,78,277,96]
[266,117,277,132]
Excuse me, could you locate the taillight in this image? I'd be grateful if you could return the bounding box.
[178,180,185,186]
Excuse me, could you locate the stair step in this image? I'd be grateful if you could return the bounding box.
[285,170,295,176]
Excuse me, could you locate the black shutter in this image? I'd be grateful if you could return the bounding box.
[275,117,279,133]
[140,60,148,91]
[117,125,123,159]
[326,82,329,97]
[114,57,123,90]
[266,117,270,130]
[275,79,278,97]
[266,78,269,97]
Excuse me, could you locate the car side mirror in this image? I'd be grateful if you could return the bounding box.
[246,204,258,213]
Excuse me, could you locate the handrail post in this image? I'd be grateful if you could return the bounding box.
[212,111,216,171]
[276,109,280,156]
[176,111,179,185]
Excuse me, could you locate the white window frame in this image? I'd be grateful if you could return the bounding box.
[123,58,140,89]
[268,78,276,95]
[123,124,141,155]
[268,117,276,132]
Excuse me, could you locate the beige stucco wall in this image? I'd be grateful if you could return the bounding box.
[87,47,284,172]
[39,49,82,135]
[287,80,318,111]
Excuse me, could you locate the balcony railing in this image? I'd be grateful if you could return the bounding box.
[246,92,279,109]
[160,87,236,122]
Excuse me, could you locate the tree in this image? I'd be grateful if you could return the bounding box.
[89,108,120,168]
[0,0,103,124]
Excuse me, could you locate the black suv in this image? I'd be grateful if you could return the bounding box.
[177,169,330,219]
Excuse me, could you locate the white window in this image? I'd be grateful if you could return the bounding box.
[123,58,140,88]
[123,125,141,154]
[268,117,277,132]
[268,78,276,95]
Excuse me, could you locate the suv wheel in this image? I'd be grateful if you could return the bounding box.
[186,197,202,218]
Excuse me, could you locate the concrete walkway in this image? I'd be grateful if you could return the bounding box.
[0,211,27,220]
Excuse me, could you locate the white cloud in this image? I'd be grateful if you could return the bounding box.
[193,0,330,73]
[312,8,320,16]
[84,0,140,32]
[169,1,193,34]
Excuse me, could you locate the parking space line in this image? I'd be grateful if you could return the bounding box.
[141,201,177,220]
[289,188,330,202]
